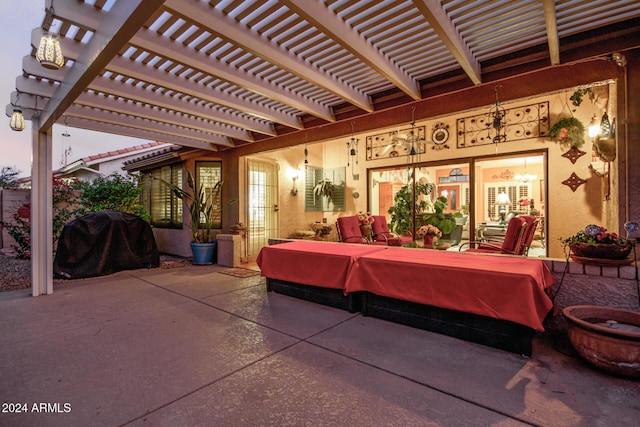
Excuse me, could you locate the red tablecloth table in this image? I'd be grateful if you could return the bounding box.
[257,241,386,290]
[344,247,554,331]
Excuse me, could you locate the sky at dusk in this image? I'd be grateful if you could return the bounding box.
[1,1,148,178]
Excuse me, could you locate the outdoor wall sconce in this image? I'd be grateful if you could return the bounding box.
[286,167,300,196]
[589,112,616,200]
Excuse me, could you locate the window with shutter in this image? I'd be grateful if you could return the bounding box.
[143,164,183,228]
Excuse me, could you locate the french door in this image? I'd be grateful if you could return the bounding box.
[246,159,279,258]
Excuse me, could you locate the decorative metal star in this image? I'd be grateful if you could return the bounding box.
[561,146,587,164]
[562,172,588,192]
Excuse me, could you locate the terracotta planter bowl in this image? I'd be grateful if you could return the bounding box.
[569,243,632,260]
[563,305,640,378]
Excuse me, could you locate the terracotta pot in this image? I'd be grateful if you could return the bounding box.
[563,305,640,378]
[570,243,632,260]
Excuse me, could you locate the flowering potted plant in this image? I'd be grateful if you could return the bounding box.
[562,224,632,260]
[417,224,442,237]
[517,197,530,207]
[357,211,374,240]
[357,211,374,226]
[417,224,442,249]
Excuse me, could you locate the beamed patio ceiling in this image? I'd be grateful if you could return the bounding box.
[7,0,640,153]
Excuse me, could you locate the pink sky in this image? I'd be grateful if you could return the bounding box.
[1,1,148,178]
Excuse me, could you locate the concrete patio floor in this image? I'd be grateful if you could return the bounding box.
[1,263,638,427]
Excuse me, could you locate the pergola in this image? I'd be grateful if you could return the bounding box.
[6,0,640,296]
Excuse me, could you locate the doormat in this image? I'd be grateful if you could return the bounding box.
[218,268,261,278]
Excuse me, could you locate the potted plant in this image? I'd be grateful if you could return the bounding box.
[561,224,632,262]
[417,224,442,249]
[548,117,586,148]
[422,196,461,237]
[388,181,433,236]
[356,211,375,240]
[158,170,226,265]
[314,179,335,204]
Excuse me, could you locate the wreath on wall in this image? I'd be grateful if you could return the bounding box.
[548,117,586,148]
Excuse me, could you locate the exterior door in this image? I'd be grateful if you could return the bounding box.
[246,159,279,258]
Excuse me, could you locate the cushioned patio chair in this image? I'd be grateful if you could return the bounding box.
[459,216,528,255]
[519,216,540,255]
[371,215,413,246]
[336,216,386,245]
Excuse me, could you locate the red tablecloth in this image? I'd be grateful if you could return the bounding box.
[256,241,387,290]
[344,248,554,331]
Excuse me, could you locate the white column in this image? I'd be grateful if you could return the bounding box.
[31,118,53,296]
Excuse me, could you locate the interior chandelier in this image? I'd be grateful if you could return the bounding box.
[486,85,507,151]
[514,159,537,183]
[36,1,64,70]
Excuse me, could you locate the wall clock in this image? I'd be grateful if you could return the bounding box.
[432,123,449,145]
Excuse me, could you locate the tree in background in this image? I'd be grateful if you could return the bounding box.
[0,166,22,188]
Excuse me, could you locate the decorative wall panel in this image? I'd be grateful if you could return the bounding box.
[456,102,549,148]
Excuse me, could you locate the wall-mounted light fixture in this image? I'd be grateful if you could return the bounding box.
[36,1,64,70]
[589,111,616,200]
[588,114,600,139]
[286,167,300,196]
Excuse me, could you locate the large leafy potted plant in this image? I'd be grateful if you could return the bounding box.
[387,181,433,237]
[422,195,461,237]
[159,171,225,265]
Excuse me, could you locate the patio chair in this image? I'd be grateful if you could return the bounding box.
[371,215,413,246]
[519,216,540,255]
[459,216,528,255]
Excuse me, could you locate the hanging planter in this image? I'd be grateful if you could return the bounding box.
[314,179,335,204]
[548,117,586,148]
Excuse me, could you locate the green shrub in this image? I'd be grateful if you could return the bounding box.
[74,173,149,221]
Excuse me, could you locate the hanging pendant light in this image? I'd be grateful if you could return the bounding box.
[36,1,64,70]
[10,109,25,131]
[37,32,64,69]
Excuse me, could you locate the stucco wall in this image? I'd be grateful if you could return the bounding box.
[252,85,618,258]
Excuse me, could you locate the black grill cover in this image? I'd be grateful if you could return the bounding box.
[53,211,159,279]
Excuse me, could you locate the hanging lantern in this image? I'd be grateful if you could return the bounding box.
[36,32,65,70]
[486,85,507,152]
[10,109,25,132]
